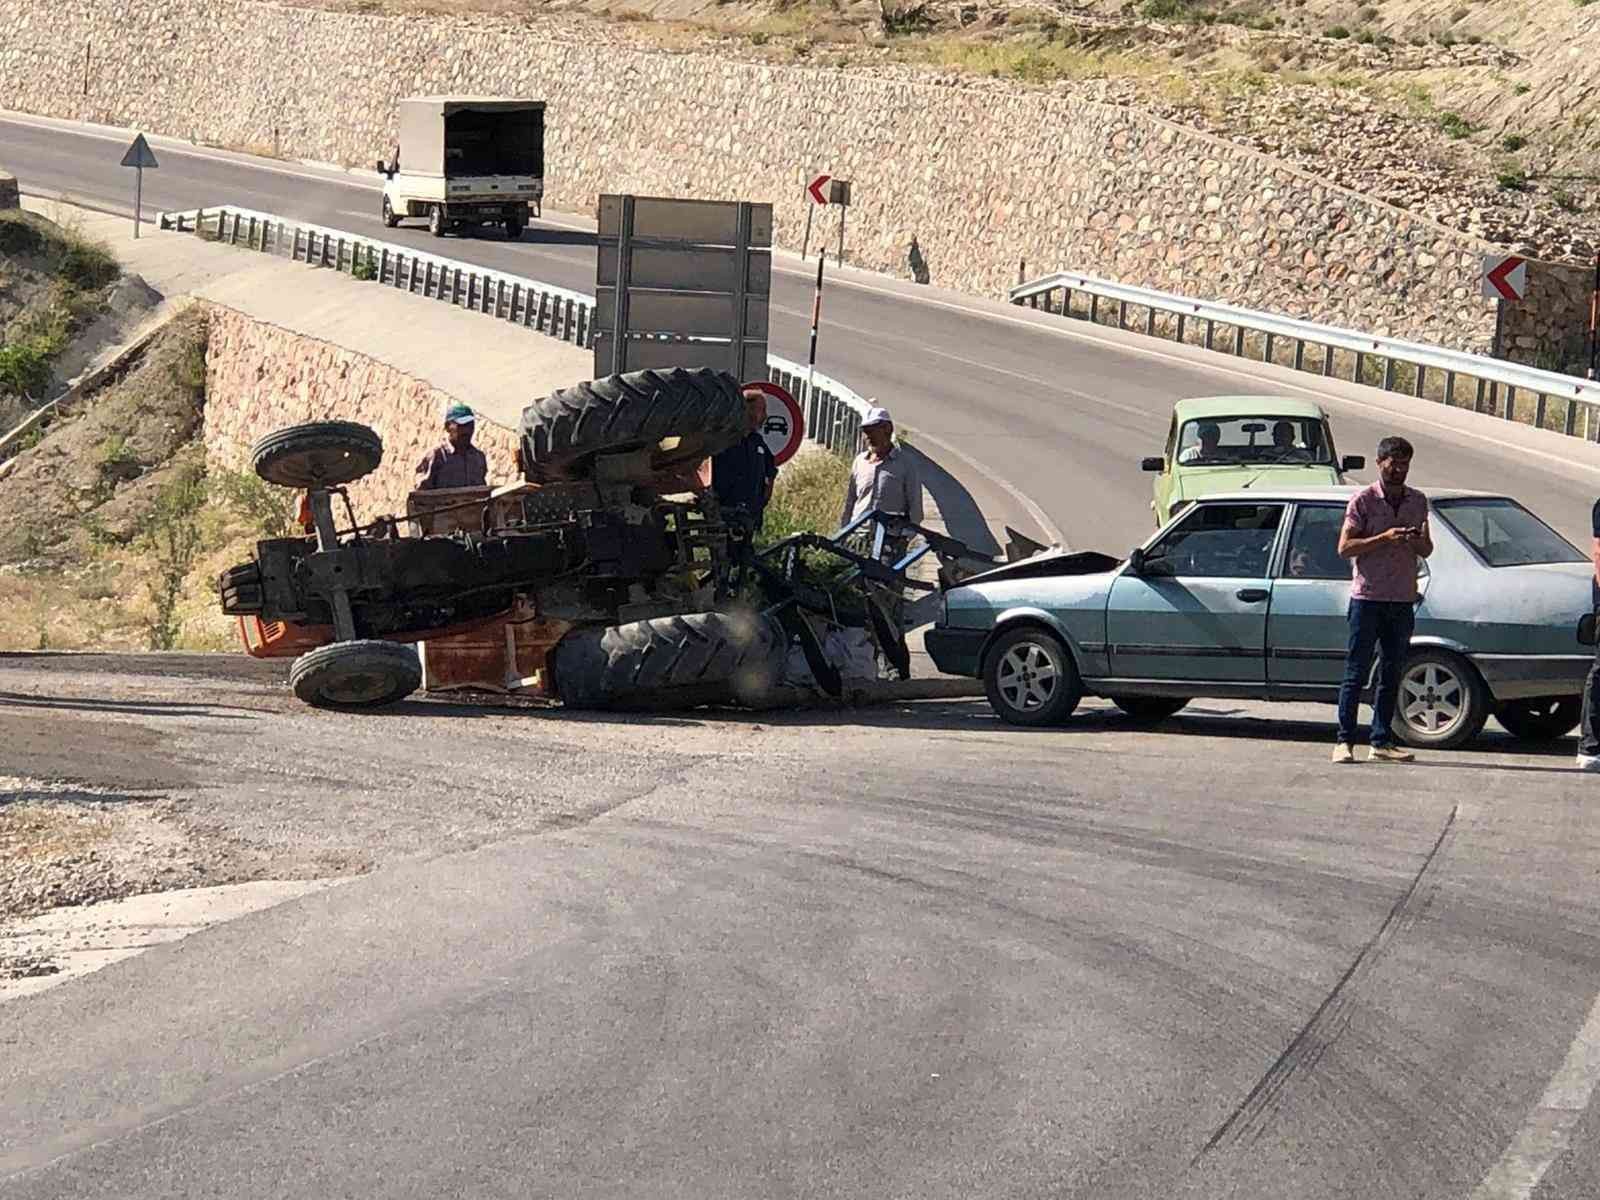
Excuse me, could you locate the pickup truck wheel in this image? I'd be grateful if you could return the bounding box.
[549,611,786,711]
[1391,648,1489,750]
[1110,695,1188,721]
[381,195,400,228]
[983,626,1081,727]
[427,205,445,237]
[1494,696,1581,743]
[521,367,746,482]
[290,640,421,710]
[251,421,384,489]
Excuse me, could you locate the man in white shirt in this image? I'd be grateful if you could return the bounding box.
[841,406,923,529]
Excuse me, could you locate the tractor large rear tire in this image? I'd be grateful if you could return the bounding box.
[251,421,384,489]
[290,640,421,710]
[520,368,746,482]
[549,611,786,711]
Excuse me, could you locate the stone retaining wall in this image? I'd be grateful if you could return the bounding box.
[203,306,517,516]
[2,0,1584,361]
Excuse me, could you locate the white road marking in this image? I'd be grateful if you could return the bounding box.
[902,426,1066,547]
[1469,990,1600,1198]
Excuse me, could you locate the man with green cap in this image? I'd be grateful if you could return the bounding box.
[416,402,489,490]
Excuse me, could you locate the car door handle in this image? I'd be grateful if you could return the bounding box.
[1236,588,1270,603]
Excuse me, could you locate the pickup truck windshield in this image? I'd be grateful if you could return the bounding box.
[1175,416,1334,467]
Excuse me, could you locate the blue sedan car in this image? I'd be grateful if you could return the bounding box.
[925,488,1595,749]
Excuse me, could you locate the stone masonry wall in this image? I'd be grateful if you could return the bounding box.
[203,306,517,516]
[4,0,1582,360]
[1504,261,1597,373]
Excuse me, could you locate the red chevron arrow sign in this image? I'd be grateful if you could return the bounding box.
[807,174,831,205]
[1481,254,1528,302]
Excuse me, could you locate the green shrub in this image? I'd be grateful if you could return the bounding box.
[1497,166,1530,191]
[0,342,53,398]
[1439,111,1473,138]
[1501,133,1528,152]
[1326,24,1350,37]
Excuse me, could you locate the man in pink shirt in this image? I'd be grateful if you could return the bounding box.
[1333,436,1432,763]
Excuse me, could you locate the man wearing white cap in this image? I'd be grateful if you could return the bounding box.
[840,404,922,529]
[415,402,489,490]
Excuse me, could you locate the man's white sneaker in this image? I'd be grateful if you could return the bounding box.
[1332,744,1356,764]
[1576,754,1600,772]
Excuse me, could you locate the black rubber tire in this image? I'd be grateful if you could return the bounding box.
[1110,695,1189,722]
[520,368,746,482]
[549,611,786,711]
[1391,647,1490,751]
[1495,696,1582,743]
[290,640,421,710]
[982,625,1082,727]
[381,195,400,228]
[505,217,524,240]
[250,421,384,489]
[428,205,445,237]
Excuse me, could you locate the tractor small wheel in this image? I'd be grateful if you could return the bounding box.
[250,421,384,489]
[289,640,421,710]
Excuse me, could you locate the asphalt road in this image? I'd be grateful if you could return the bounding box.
[9,115,1600,1199]
[7,111,1600,553]
[4,656,1600,1198]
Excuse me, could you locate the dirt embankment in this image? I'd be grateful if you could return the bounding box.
[0,308,295,654]
[0,209,159,431]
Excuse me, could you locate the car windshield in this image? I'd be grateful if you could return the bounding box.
[1175,416,1333,466]
[1433,498,1586,567]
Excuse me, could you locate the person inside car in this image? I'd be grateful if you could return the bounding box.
[1178,422,1223,464]
[1272,420,1311,462]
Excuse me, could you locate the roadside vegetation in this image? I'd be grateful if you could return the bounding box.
[758,442,850,549]
[0,310,295,653]
[0,211,120,429]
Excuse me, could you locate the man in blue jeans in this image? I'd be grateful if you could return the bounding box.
[1333,436,1432,763]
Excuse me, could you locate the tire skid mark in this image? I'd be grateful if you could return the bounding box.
[1193,803,1461,1164]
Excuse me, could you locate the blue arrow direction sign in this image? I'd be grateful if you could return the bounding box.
[119,134,158,239]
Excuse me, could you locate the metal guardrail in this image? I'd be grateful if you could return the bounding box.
[158,205,873,457]
[159,206,596,347]
[1012,270,1600,441]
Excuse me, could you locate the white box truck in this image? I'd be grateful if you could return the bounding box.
[377,96,545,240]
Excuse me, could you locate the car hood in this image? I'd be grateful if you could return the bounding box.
[956,548,1122,588]
[1174,463,1341,499]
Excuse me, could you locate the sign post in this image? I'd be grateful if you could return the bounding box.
[804,251,825,432]
[829,178,852,267]
[802,172,830,260]
[1480,253,1528,361]
[119,133,159,239]
[594,194,773,380]
[1588,251,1599,382]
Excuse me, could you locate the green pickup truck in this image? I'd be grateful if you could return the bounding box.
[1142,395,1365,526]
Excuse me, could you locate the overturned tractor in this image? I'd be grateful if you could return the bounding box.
[219,368,1000,711]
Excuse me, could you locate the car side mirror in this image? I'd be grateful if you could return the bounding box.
[1342,455,1365,471]
[1579,613,1598,646]
[1127,548,1146,574]
[1141,456,1164,473]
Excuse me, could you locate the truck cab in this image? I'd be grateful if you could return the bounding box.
[377,96,545,240]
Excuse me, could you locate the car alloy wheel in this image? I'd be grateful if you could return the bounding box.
[1392,649,1488,750]
[998,642,1058,712]
[1400,661,1464,738]
[983,626,1082,727]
